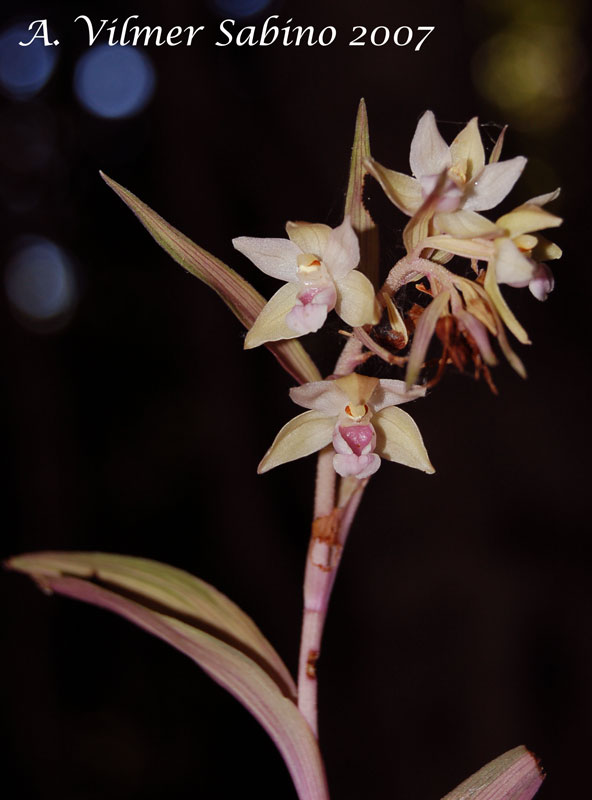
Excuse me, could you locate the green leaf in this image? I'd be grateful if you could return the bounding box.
[442,746,544,800]
[344,99,379,287]
[100,172,321,386]
[8,551,329,800]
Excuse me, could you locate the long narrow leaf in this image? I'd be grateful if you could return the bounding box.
[100,172,321,386]
[8,552,329,800]
[8,551,295,696]
[344,99,379,287]
[442,746,544,800]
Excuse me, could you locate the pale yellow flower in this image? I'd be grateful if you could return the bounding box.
[258,373,433,478]
[233,217,378,349]
[365,111,526,218]
[423,192,562,343]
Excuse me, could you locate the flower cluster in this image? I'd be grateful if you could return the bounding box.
[231,107,562,475]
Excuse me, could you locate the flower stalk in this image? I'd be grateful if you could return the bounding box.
[298,447,368,736]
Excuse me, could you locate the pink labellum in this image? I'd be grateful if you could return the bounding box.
[338,424,375,456]
[529,262,555,301]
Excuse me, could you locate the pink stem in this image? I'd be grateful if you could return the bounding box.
[297,459,369,736]
[296,248,428,736]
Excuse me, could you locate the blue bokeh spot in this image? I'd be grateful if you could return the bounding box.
[5,237,78,322]
[74,44,155,119]
[0,24,57,100]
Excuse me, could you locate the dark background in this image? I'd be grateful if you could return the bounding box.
[2,1,591,798]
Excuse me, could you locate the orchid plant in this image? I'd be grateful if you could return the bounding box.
[7,102,562,799]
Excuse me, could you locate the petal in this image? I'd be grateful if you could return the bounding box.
[528,187,561,206]
[334,270,379,327]
[494,238,535,285]
[402,173,461,254]
[232,236,300,282]
[383,294,409,347]
[463,156,527,211]
[244,283,302,349]
[532,235,562,261]
[513,234,538,252]
[257,410,335,473]
[334,372,380,406]
[285,221,331,257]
[471,278,528,376]
[453,277,497,334]
[496,203,562,238]
[489,125,507,164]
[373,406,434,473]
[456,310,498,366]
[371,379,426,411]
[449,117,485,181]
[422,234,493,261]
[406,291,451,386]
[290,380,349,416]
[420,176,463,212]
[364,158,423,215]
[435,209,501,238]
[321,216,360,279]
[409,110,451,178]
[483,260,531,345]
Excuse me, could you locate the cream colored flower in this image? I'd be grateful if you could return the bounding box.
[422,192,562,343]
[258,373,434,479]
[365,111,526,218]
[233,217,378,349]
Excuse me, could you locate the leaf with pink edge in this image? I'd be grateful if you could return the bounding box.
[441,745,544,800]
[100,172,321,386]
[7,551,329,800]
[344,99,380,286]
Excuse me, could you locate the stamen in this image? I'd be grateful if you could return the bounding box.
[297,254,323,274]
[345,403,368,420]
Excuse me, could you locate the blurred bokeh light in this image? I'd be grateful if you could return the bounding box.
[74,44,155,119]
[0,23,57,100]
[5,237,78,329]
[473,26,585,131]
[470,0,587,132]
